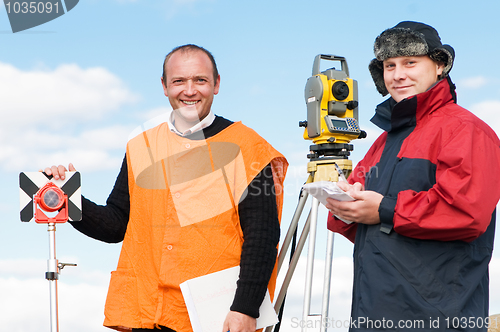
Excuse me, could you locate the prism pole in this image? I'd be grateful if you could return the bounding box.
[47,222,60,332]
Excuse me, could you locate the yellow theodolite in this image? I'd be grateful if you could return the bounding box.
[299,54,366,182]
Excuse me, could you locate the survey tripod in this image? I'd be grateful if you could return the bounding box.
[266,143,353,332]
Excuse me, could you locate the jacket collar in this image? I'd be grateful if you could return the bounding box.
[370,77,456,132]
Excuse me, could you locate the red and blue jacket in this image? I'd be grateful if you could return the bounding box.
[328,77,500,331]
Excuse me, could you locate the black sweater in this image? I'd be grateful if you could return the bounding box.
[69,116,280,319]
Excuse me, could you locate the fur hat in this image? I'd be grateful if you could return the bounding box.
[369,21,455,96]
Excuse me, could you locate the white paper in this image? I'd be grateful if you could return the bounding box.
[302,181,355,224]
[180,266,278,332]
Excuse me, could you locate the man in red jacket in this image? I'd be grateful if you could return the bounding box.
[326,21,500,331]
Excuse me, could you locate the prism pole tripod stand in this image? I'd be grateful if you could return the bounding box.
[266,143,353,332]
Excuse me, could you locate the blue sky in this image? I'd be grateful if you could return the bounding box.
[1,0,500,331]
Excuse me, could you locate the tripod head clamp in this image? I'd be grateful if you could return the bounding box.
[307,143,354,161]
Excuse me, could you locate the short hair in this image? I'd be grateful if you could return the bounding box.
[162,44,219,86]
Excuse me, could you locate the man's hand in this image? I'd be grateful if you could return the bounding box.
[326,181,383,225]
[222,311,256,332]
[43,163,76,181]
[336,180,364,195]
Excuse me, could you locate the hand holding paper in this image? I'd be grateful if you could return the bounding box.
[302,181,354,205]
[303,181,384,225]
[324,183,386,225]
[302,181,355,224]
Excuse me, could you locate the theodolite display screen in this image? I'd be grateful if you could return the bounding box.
[324,115,360,134]
[330,119,349,129]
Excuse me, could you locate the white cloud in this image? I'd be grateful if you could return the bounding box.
[0,62,139,127]
[489,257,500,315]
[0,62,142,172]
[0,278,109,332]
[0,259,110,332]
[469,100,500,135]
[458,76,489,89]
[0,125,132,172]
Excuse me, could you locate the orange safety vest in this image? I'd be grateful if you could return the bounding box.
[103,121,287,331]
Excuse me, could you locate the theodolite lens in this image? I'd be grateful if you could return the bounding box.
[332,81,349,101]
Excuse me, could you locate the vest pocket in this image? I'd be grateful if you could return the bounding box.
[105,268,141,326]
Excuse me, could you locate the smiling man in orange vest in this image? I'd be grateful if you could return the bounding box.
[45,44,288,332]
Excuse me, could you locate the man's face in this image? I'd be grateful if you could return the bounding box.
[383,55,444,103]
[162,50,220,131]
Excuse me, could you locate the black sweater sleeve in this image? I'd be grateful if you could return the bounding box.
[69,155,129,243]
[230,163,280,318]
